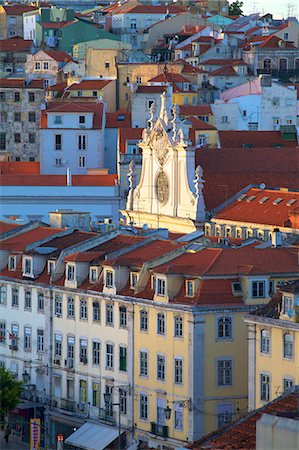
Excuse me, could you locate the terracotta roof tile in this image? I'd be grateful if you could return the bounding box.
[0,227,63,252]
[149,72,190,83]
[0,174,117,187]
[210,65,238,76]
[112,4,185,15]
[219,131,297,148]
[0,222,20,234]
[0,79,43,89]
[135,85,166,94]
[185,117,217,130]
[42,50,74,63]
[0,37,33,52]
[179,105,212,116]
[0,162,40,175]
[66,80,112,91]
[201,59,246,66]
[2,5,37,15]
[106,110,131,128]
[215,187,299,228]
[41,101,104,129]
[119,128,143,153]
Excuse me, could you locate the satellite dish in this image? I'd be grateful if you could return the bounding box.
[259,183,266,189]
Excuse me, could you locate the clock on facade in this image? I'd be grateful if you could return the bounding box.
[156,171,169,204]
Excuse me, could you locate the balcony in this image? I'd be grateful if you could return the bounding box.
[150,422,169,438]
[257,68,299,81]
[99,407,116,425]
[60,398,76,412]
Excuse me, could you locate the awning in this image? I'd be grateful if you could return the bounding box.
[65,421,122,450]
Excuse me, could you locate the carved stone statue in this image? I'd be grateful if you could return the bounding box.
[126,160,136,210]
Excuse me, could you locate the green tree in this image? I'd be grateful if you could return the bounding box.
[229,1,244,16]
[0,367,23,421]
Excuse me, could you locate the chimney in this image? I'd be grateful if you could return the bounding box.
[66,167,72,187]
[271,228,282,247]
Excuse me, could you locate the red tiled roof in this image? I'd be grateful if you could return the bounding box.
[42,50,74,63]
[196,147,299,211]
[0,174,117,187]
[0,227,63,252]
[243,34,296,51]
[0,37,33,52]
[191,389,298,449]
[0,222,20,234]
[0,79,43,89]
[180,61,208,74]
[215,187,299,228]
[46,82,67,92]
[0,162,40,175]
[219,131,297,148]
[65,251,104,262]
[119,128,143,153]
[2,5,37,15]
[106,110,131,128]
[41,101,104,129]
[179,105,212,116]
[86,234,146,254]
[209,65,238,76]
[149,72,190,83]
[41,21,76,29]
[66,80,112,91]
[136,85,166,94]
[201,59,246,66]
[185,117,216,130]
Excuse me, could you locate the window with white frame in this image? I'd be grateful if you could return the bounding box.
[283,377,294,392]
[92,341,100,365]
[119,306,127,328]
[252,280,265,298]
[282,296,294,315]
[186,280,194,297]
[140,351,148,376]
[67,297,74,318]
[48,260,55,275]
[24,327,31,351]
[130,272,138,289]
[174,315,183,338]
[217,359,232,386]
[196,134,207,147]
[55,334,62,356]
[55,294,62,317]
[43,62,49,70]
[37,329,44,352]
[174,404,183,430]
[283,333,294,358]
[106,343,114,369]
[37,292,44,312]
[35,62,41,70]
[260,373,270,401]
[0,285,7,305]
[157,354,165,381]
[24,258,32,275]
[93,301,100,322]
[217,317,232,340]
[90,268,97,283]
[106,303,113,325]
[79,339,88,363]
[80,299,87,320]
[156,278,166,297]
[67,265,75,281]
[8,256,16,271]
[140,309,148,331]
[11,287,18,307]
[157,313,165,335]
[24,291,31,310]
[260,329,270,354]
[67,336,74,366]
[174,358,183,384]
[105,270,114,288]
[78,134,86,150]
[140,394,148,420]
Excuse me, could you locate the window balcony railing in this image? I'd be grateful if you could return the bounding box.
[99,407,116,425]
[60,398,76,412]
[150,422,169,438]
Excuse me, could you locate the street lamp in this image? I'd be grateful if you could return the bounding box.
[104,392,121,450]
[164,399,192,421]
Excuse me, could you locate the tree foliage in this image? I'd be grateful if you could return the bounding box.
[228,1,244,16]
[0,367,23,419]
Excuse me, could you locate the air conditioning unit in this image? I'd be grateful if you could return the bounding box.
[54,358,61,366]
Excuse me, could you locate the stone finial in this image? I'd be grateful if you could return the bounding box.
[159,85,173,128]
[149,101,156,129]
[171,104,180,142]
[126,160,137,211]
[194,165,206,221]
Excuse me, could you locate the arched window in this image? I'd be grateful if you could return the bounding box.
[25,290,31,310]
[283,333,293,358]
[217,317,232,340]
[93,301,100,322]
[260,330,270,353]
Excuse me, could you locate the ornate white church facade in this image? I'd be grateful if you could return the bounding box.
[121,88,206,233]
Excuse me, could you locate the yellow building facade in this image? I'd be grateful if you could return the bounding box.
[245,280,299,412]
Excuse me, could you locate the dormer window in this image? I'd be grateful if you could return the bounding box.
[23,258,32,276]
[67,264,75,281]
[90,267,98,283]
[130,272,138,289]
[282,296,294,316]
[8,256,16,271]
[155,278,166,297]
[105,270,114,288]
[186,280,194,297]
[48,260,56,275]
[232,282,242,295]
